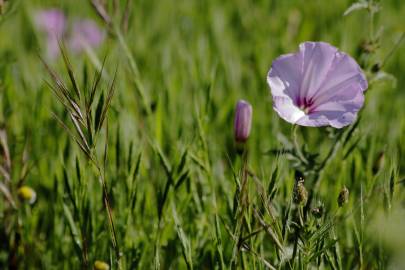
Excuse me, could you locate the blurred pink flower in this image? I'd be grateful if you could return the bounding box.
[267,42,368,128]
[34,9,66,59]
[34,9,104,59]
[68,19,105,53]
[35,9,66,36]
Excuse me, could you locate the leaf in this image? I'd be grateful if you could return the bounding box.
[88,56,107,109]
[153,143,172,177]
[82,62,89,95]
[94,92,105,132]
[75,156,81,186]
[81,199,92,246]
[88,67,103,109]
[130,153,142,210]
[63,167,76,210]
[343,136,362,159]
[174,170,189,190]
[60,45,81,100]
[343,0,368,16]
[115,125,121,171]
[63,203,83,256]
[176,148,188,174]
[308,218,334,244]
[189,152,209,173]
[253,208,284,253]
[267,167,278,201]
[214,213,226,270]
[309,239,338,261]
[97,71,116,133]
[133,153,142,183]
[172,203,193,270]
[127,141,134,171]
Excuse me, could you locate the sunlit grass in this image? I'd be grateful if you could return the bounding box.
[0,0,404,269]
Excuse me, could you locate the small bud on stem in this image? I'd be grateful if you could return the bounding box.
[234,100,252,143]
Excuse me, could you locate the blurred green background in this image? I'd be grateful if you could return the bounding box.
[0,0,404,269]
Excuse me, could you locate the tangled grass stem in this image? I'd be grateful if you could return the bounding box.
[94,160,121,269]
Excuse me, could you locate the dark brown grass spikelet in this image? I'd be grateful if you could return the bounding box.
[311,206,324,219]
[338,186,349,207]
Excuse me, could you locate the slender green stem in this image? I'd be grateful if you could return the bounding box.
[292,125,308,165]
[368,3,375,41]
[231,146,249,268]
[380,32,405,69]
[114,25,151,115]
[94,160,121,269]
[313,130,344,186]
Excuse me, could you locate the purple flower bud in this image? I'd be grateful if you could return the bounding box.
[234,100,252,143]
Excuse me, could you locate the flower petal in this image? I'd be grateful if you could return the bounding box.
[267,52,303,103]
[298,89,364,128]
[299,42,338,100]
[272,96,306,124]
[310,52,367,107]
[296,111,357,128]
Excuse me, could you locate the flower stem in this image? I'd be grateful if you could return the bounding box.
[231,146,249,267]
[292,125,308,165]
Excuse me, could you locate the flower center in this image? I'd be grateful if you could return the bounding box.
[297,97,314,114]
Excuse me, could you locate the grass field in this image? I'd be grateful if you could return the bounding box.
[0,0,404,269]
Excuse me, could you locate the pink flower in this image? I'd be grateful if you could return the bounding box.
[35,9,66,36]
[34,9,66,59]
[68,19,105,53]
[34,9,105,59]
[267,42,368,128]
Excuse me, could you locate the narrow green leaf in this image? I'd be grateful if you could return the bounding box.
[94,92,105,133]
[172,203,193,270]
[63,203,82,250]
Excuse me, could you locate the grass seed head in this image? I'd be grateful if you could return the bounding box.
[311,206,324,219]
[293,177,308,205]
